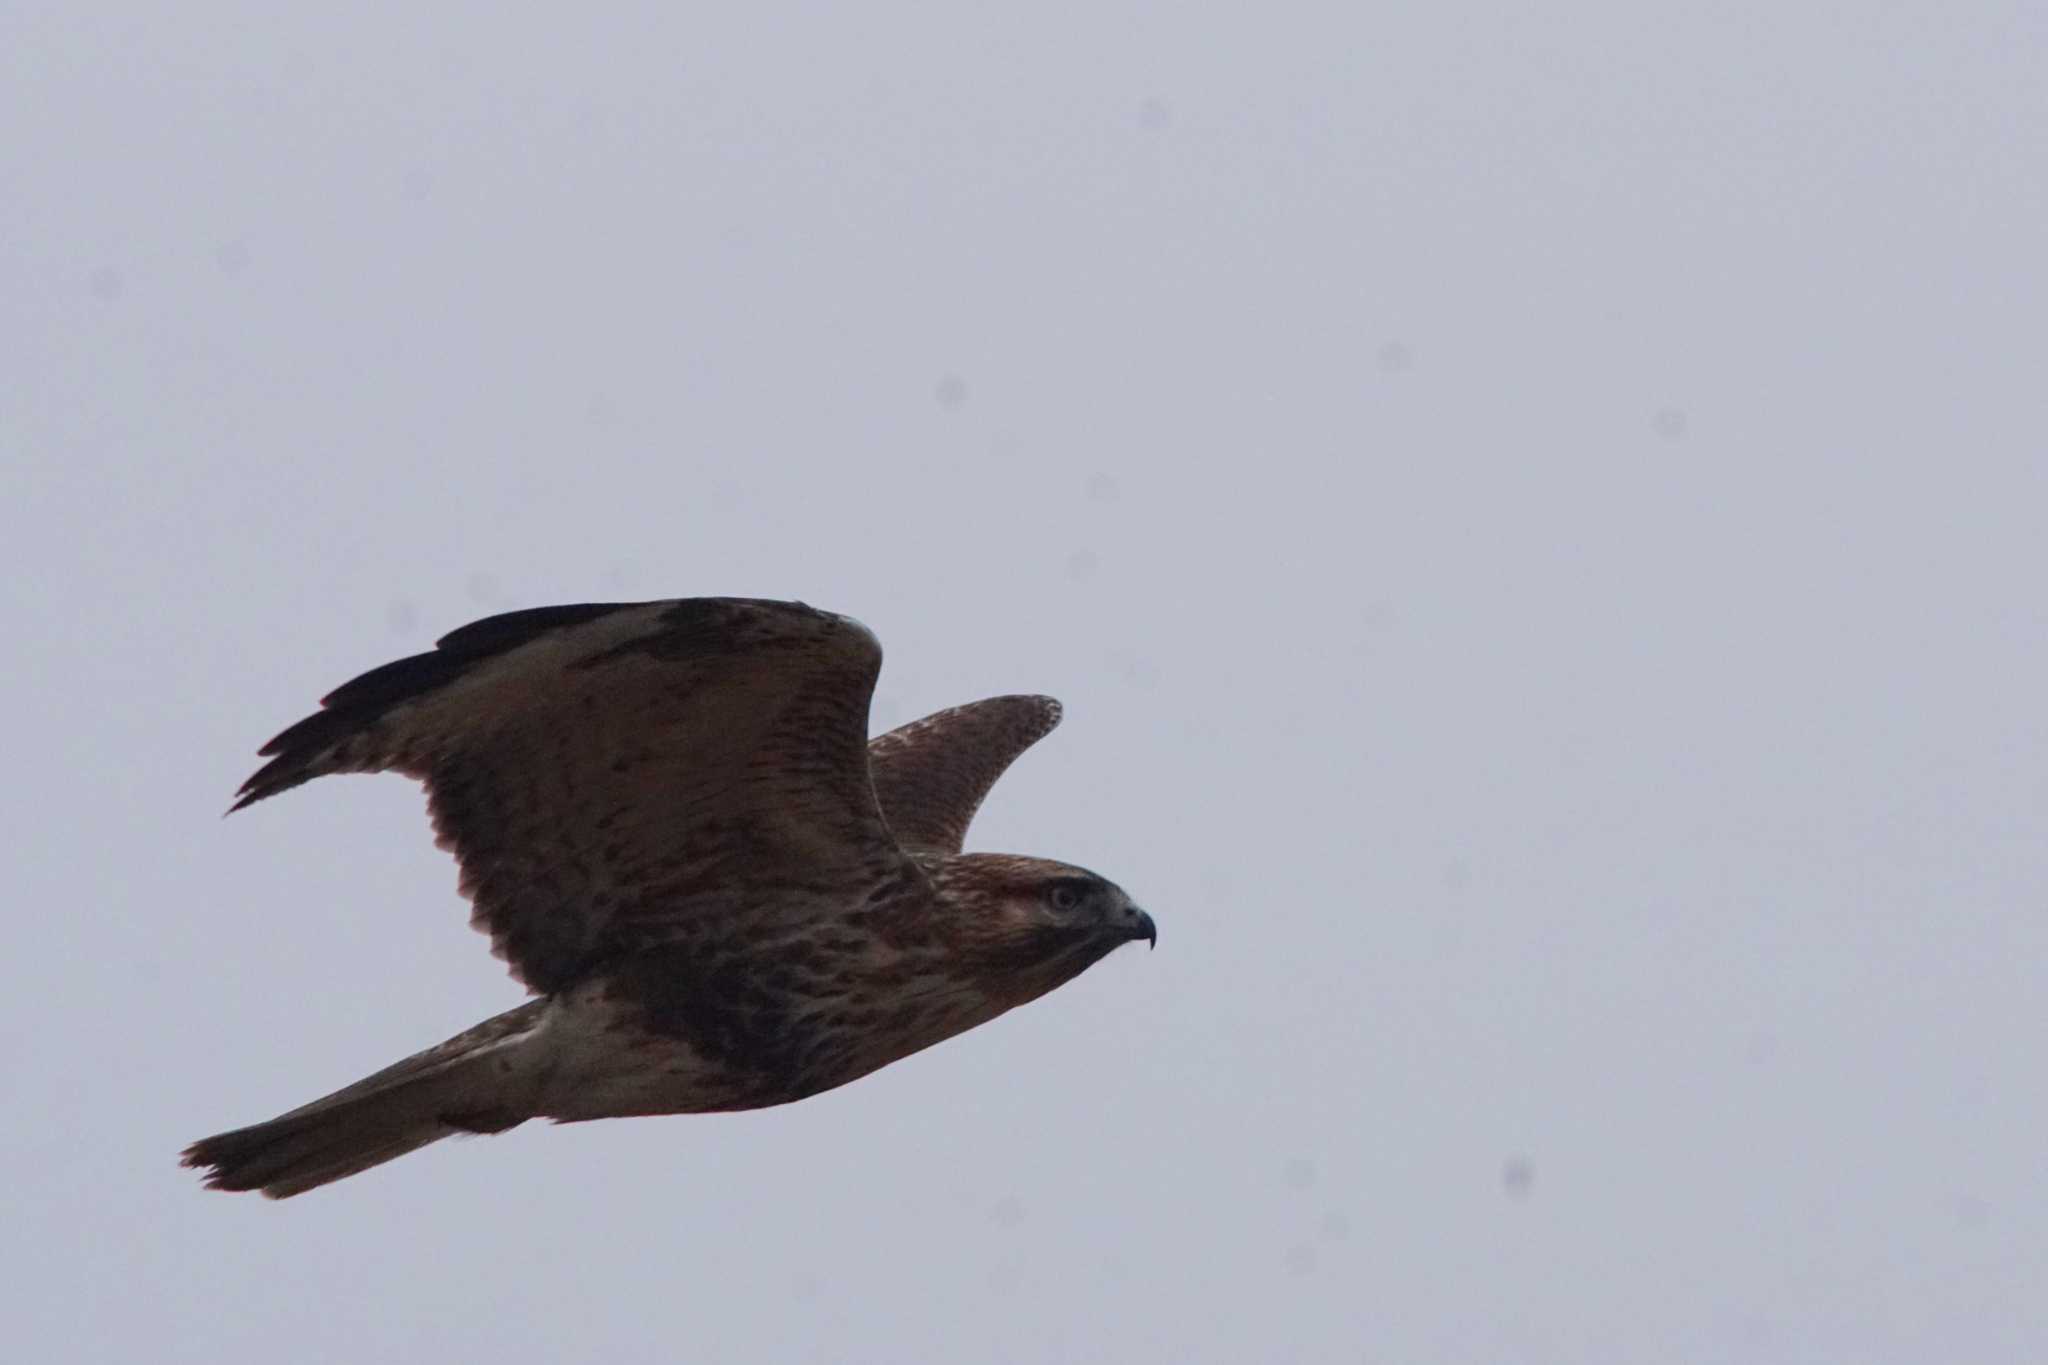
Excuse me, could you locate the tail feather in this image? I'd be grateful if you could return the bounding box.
[182,1107,462,1197]
[183,1002,546,1199]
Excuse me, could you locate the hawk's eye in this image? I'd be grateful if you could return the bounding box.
[1046,881,1087,913]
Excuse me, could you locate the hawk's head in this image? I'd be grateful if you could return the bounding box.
[930,853,1155,1008]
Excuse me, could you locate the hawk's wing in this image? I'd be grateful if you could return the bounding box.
[233,598,918,995]
[865,695,1063,855]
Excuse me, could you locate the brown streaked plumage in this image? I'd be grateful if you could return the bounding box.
[182,597,1153,1198]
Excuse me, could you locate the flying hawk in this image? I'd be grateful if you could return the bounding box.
[183,597,1154,1198]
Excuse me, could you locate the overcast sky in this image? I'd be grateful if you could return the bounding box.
[8,3,2048,1361]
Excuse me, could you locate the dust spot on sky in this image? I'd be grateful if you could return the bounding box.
[1376,341,1414,373]
[986,1257,1020,1294]
[990,1195,1025,1229]
[1283,1156,1317,1191]
[1652,407,1689,440]
[1137,97,1173,132]
[1065,548,1099,582]
[1503,1155,1535,1199]
[935,373,969,410]
[213,241,251,275]
[1441,857,1472,892]
[1284,1242,1319,1276]
[1320,1210,1351,1241]
[1086,472,1121,503]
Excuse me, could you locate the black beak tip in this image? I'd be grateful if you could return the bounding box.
[1135,909,1157,950]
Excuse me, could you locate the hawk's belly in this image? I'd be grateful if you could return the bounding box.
[529,982,807,1120]
[529,940,995,1121]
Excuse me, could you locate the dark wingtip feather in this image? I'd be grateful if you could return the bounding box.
[432,602,630,655]
[226,776,278,814]
[227,749,321,813]
[226,601,656,814]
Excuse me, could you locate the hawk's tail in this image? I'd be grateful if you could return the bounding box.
[181,1001,547,1199]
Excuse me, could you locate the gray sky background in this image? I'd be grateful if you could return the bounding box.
[8,3,2047,1360]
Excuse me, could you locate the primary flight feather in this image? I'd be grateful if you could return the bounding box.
[184,597,1153,1198]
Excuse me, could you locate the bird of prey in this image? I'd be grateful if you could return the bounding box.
[183,597,1154,1198]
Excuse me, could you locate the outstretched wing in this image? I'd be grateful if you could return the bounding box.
[233,598,918,995]
[865,695,1063,855]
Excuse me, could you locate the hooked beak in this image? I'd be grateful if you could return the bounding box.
[1126,907,1157,950]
